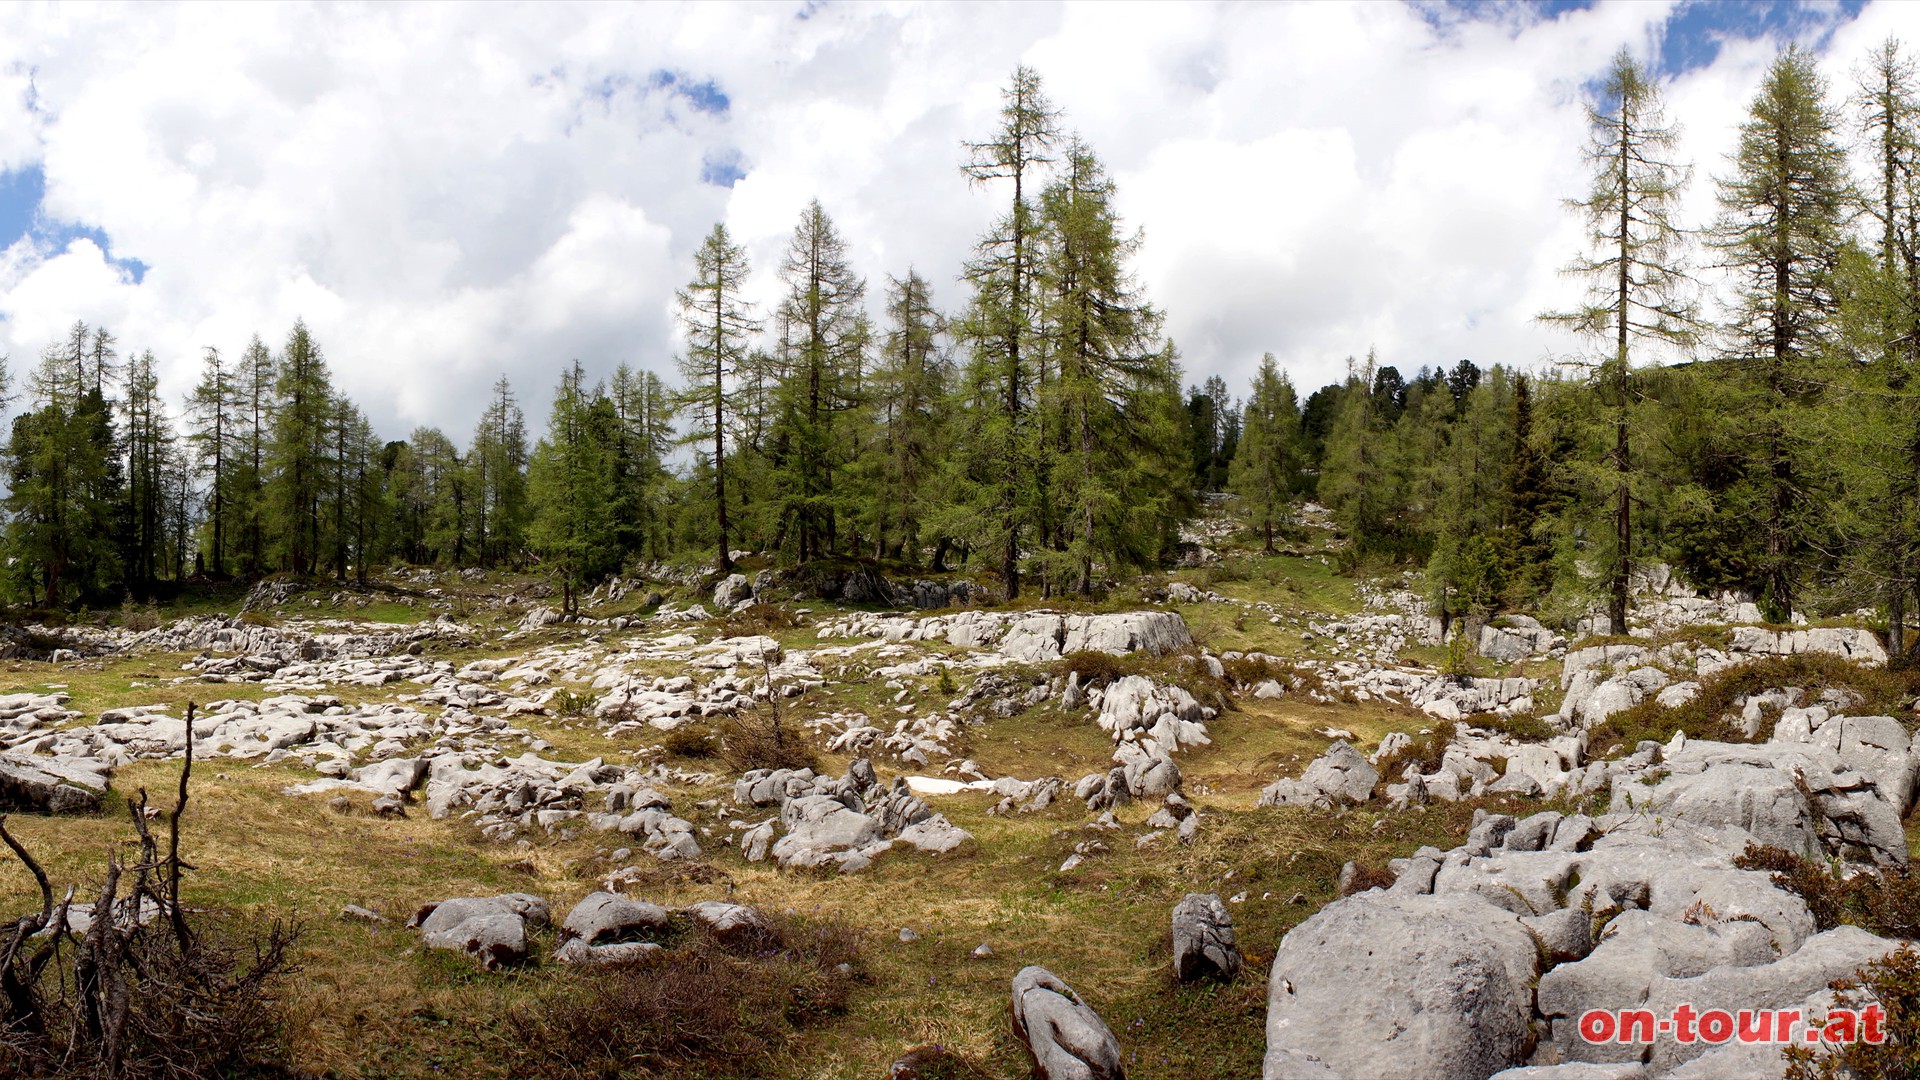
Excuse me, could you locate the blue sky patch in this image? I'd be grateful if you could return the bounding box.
[1655,0,1867,76]
[700,148,747,188]
[1409,0,1869,77]
[0,164,149,286]
[649,69,730,116]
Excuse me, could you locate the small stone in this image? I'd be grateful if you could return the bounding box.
[972,943,993,959]
[898,927,920,943]
[339,904,384,923]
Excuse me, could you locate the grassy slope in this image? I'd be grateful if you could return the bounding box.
[0,539,1549,1079]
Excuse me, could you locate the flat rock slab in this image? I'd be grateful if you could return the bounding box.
[0,754,108,813]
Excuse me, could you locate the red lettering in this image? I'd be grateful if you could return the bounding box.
[1776,1009,1801,1043]
[1737,1009,1772,1043]
[1620,1009,1656,1044]
[1698,1009,1734,1044]
[1864,1004,1886,1045]
[1672,1003,1697,1044]
[1823,1011,1858,1045]
[1579,1010,1616,1044]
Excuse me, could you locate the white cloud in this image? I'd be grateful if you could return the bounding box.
[0,0,1912,441]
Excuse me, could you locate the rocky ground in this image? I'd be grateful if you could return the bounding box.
[2,508,1916,1078]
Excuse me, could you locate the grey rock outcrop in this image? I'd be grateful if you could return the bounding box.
[712,573,753,609]
[684,900,771,947]
[1259,741,1377,808]
[0,754,109,813]
[410,893,549,969]
[1010,965,1125,1080]
[1171,892,1241,983]
[1264,891,1538,1080]
[561,891,669,945]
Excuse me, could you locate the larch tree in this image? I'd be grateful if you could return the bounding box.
[609,364,675,562]
[958,64,1060,599]
[772,200,868,563]
[1840,37,1920,655]
[869,270,953,564]
[269,320,335,575]
[1035,139,1167,593]
[1541,48,1700,634]
[470,376,530,567]
[233,335,276,576]
[187,347,234,576]
[674,223,760,575]
[1711,45,1853,618]
[527,361,616,612]
[121,348,178,595]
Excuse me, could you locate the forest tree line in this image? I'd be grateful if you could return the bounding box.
[0,68,1206,612]
[6,42,1920,649]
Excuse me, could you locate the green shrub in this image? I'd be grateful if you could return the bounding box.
[716,602,800,638]
[661,726,718,759]
[1476,712,1556,743]
[1592,654,1920,756]
[1371,721,1457,792]
[1783,945,1920,1079]
[1734,843,1920,937]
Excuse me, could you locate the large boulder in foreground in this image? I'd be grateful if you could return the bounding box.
[1010,965,1125,1080]
[1264,891,1537,1080]
[0,754,109,814]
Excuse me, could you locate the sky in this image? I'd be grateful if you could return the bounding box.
[0,0,1914,442]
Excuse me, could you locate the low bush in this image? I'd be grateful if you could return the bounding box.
[719,707,817,773]
[715,602,800,639]
[660,724,718,759]
[509,913,860,1079]
[1783,945,1920,1079]
[1734,842,1920,938]
[1592,654,1920,755]
[1475,712,1556,743]
[1219,654,1324,695]
[1370,720,1457,792]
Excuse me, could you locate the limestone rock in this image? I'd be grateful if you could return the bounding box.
[0,754,108,813]
[1171,892,1242,983]
[1010,965,1125,1080]
[561,891,669,945]
[1264,891,1537,1080]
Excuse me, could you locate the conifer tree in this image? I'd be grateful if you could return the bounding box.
[609,364,674,562]
[1839,38,1920,655]
[4,344,122,603]
[528,362,616,612]
[772,200,868,562]
[121,348,177,594]
[1318,351,1396,555]
[232,335,275,576]
[868,270,953,562]
[958,65,1060,599]
[1035,139,1168,593]
[470,376,530,567]
[1230,354,1304,554]
[187,347,234,576]
[674,224,759,575]
[1542,48,1699,633]
[1711,45,1852,617]
[269,320,335,575]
